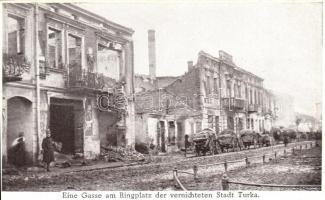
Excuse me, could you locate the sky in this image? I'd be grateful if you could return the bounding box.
[78,1,323,116]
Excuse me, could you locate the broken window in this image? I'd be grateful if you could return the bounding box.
[213,78,218,95]
[47,27,63,69]
[97,41,120,80]
[68,34,82,66]
[206,76,211,94]
[254,90,257,104]
[226,80,231,98]
[234,83,237,98]
[249,89,253,104]
[208,115,214,129]
[7,15,25,55]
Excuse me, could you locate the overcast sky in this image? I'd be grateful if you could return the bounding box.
[79,1,322,116]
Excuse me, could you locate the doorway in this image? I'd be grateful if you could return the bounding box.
[49,98,83,155]
[7,96,33,165]
[168,121,176,145]
[50,104,75,154]
[159,121,166,152]
[177,121,183,148]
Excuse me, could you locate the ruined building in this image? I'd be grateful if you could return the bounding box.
[166,50,275,135]
[135,49,279,153]
[2,3,135,165]
[134,30,196,152]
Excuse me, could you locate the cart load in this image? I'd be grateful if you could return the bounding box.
[239,130,259,149]
[192,128,218,156]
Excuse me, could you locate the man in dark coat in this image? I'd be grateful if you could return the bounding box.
[42,129,55,171]
[283,132,289,147]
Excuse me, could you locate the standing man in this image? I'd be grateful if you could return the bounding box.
[42,129,55,171]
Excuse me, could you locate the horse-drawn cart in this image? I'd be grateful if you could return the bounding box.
[192,128,218,156]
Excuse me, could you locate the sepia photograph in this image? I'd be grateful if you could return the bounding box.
[1,0,323,193]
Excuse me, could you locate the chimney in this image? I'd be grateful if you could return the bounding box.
[148,30,156,79]
[187,61,194,71]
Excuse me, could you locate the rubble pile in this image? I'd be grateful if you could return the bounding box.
[100,145,146,163]
[52,152,88,168]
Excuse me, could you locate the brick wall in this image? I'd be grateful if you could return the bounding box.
[165,68,201,110]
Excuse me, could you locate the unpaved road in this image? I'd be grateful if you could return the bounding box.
[2,141,318,191]
[177,145,321,191]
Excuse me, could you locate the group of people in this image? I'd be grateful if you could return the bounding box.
[9,129,55,172]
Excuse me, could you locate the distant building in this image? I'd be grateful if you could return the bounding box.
[135,49,278,153]
[135,74,178,93]
[295,112,318,132]
[270,91,295,128]
[166,50,272,135]
[315,102,322,131]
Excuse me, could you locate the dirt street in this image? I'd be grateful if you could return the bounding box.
[177,144,321,190]
[2,141,319,191]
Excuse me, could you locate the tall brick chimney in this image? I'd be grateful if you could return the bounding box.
[148,29,156,79]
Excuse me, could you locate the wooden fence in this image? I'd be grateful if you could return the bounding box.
[173,141,320,190]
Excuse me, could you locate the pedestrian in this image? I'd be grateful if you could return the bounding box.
[10,132,27,168]
[42,129,55,171]
[149,139,155,151]
[283,133,289,147]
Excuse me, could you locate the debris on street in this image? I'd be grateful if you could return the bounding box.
[100,145,146,163]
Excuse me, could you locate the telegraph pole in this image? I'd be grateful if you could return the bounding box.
[218,60,223,133]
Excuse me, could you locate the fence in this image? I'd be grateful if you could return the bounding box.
[173,141,320,190]
[221,176,321,190]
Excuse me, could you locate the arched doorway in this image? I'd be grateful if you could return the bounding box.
[7,96,33,165]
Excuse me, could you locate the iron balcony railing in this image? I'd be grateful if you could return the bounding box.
[222,97,245,110]
[68,63,105,91]
[247,104,260,112]
[203,96,220,108]
[2,53,30,82]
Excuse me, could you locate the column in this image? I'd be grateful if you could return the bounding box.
[2,97,7,165]
[124,41,135,148]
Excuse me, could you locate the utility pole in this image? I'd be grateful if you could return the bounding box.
[34,3,41,164]
[218,60,223,132]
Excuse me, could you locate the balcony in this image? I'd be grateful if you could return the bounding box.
[203,97,220,109]
[247,104,260,113]
[2,53,30,82]
[222,97,245,110]
[68,64,115,93]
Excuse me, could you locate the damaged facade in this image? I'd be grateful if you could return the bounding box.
[135,50,279,152]
[135,88,200,152]
[2,3,135,165]
[189,51,274,133]
[167,50,277,135]
[134,30,196,152]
